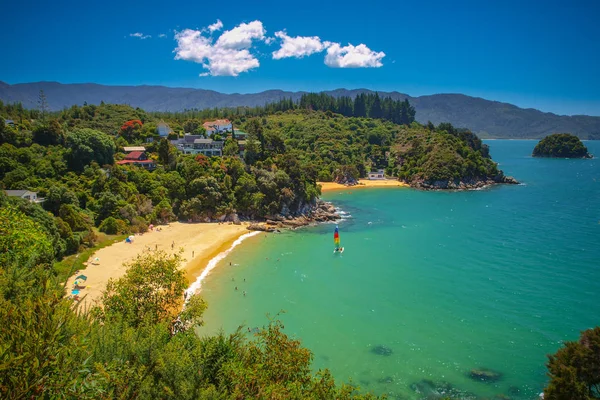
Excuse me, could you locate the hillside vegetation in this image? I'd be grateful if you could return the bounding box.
[0,98,519,264]
[2,81,600,139]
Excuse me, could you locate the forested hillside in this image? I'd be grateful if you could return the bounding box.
[2,81,599,138]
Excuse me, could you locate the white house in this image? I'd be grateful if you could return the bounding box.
[202,119,232,135]
[368,169,385,180]
[4,190,44,203]
[172,136,223,157]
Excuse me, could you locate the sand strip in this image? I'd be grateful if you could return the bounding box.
[66,222,250,307]
[319,179,410,192]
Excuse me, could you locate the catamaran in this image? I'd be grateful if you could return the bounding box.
[333,225,344,254]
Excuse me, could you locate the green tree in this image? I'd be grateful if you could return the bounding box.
[223,136,240,156]
[544,327,600,399]
[38,90,49,123]
[98,251,187,327]
[65,128,115,171]
[32,120,64,146]
[0,205,54,269]
[158,138,178,170]
[44,184,79,215]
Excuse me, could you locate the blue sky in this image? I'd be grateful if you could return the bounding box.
[1,0,599,115]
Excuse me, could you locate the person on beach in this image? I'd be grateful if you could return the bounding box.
[171,241,174,250]
[155,244,157,250]
[192,251,194,258]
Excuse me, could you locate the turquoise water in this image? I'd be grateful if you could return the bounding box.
[197,140,600,399]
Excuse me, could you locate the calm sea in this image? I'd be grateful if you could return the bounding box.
[197,140,600,399]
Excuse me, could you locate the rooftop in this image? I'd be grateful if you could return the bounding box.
[125,151,144,159]
[123,146,146,152]
[5,189,32,196]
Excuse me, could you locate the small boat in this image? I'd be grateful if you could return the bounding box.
[333,225,344,254]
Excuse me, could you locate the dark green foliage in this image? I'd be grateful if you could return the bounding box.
[298,92,416,125]
[392,123,501,185]
[544,327,600,399]
[31,120,64,146]
[533,133,591,158]
[59,103,151,135]
[65,128,115,171]
[98,216,128,235]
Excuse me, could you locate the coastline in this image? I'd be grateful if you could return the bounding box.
[66,221,251,307]
[185,230,262,297]
[319,179,410,192]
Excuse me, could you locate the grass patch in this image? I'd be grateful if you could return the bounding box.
[54,231,127,282]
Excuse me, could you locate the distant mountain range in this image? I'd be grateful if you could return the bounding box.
[1,81,598,139]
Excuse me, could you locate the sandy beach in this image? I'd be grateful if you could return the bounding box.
[66,222,251,307]
[319,179,410,192]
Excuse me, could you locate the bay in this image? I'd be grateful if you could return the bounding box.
[197,140,600,399]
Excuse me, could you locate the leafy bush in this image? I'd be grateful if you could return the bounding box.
[98,217,128,235]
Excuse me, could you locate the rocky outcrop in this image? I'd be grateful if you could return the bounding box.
[469,367,503,383]
[246,199,340,232]
[410,175,519,190]
[247,223,277,232]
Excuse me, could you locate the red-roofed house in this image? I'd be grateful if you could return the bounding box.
[117,151,156,170]
[203,119,232,135]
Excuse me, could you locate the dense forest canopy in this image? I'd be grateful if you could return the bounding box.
[532,133,592,158]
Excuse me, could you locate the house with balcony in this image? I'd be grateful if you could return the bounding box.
[4,190,44,203]
[368,169,386,180]
[233,130,248,140]
[203,119,232,135]
[116,151,156,170]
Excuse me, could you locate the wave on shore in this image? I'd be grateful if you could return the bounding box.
[186,231,263,297]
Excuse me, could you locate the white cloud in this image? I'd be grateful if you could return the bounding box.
[324,43,385,68]
[130,32,151,39]
[174,20,386,76]
[272,31,327,59]
[174,21,266,77]
[158,33,167,38]
[207,19,223,33]
[215,20,265,49]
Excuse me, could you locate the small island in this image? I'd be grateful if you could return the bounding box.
[532,133,592,158]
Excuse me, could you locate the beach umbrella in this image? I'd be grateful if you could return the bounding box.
[71,289,80,295]
[149,224,154,229]
[128,235,135,241]
[75,275,87,281]
[125,237,131,243]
